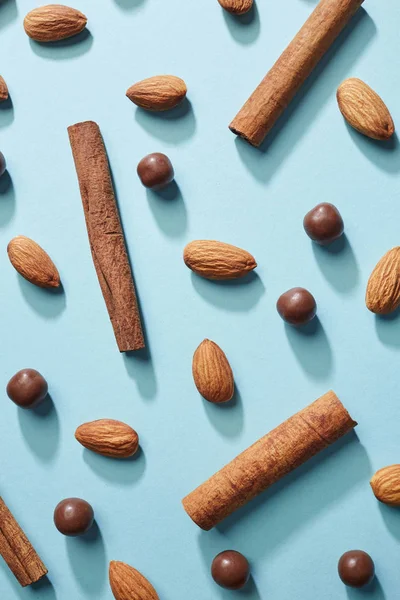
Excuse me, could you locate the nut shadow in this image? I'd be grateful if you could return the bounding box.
[202,385,244,438]
[0,95,14,128]
[29,29,93,60]
[346,577,386,599]
[146,181,188,238]
[17,277,66,319]
[377,502,400,542]
[190,271,265,312]
[311,234,360,292]
[134,98,196,143]
[374,309,400,349]
[114,0,146,8]
[222,2,260,45]
[66,520,107,596]
[0,0,17,31]
[17,394,60,462]
[344,125,400,174]
[82,445,146,485]
[0,171,16,225]
[284,316,333,379]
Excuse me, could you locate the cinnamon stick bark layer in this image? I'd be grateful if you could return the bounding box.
[183,391,356,530]
[0,498,47,586]
[68,121,145,352]
[229,0,364,146]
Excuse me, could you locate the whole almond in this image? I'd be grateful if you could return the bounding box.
[184,240,256,280]
[218,0,253,14]
[109,561,159,600]
[75,419,139,458]
[370,465,400,506]
[7,236,60,288]
[193,339,234,403]
[365,247,400,314]
[0,76,9,102]
[24,5,87,42]
[337,78,394,141]
[126,75,187,111]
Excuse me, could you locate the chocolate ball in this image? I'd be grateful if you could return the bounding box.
[338,550,375,588]
[7,369,48,409]
[211,550,250,590]
[54,498,94,537]
[277,287,316,326]
[0,152,6,177]
[137,153,174,190]
[303,202,344,245]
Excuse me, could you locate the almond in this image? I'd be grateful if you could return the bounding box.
[184,240,256,280]
[337,78,394,141]
[0,76,9,102]
[365,247,400,314]
[126,75,187,111]
[7,236,60,289]
[75,419,139,458]
[193,339,234,403]
[24,5,87,42]
[218,0,253,14]
[109,561,159,600]
[370,465,400,506]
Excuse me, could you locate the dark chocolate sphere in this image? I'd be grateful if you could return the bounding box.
[303,202,344,245]
[0,152,6,177]
[54,498,94,537]
[211,550,250,590]
[338,550,375,588]
[7,369,48,409]
[277,287,316,326]
[137,153,174,190]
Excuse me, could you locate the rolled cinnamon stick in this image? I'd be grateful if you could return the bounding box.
[229,0,364,146]
[183,391,356,530]
[68,121,145,352]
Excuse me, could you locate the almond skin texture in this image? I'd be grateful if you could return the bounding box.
[370,465,400,506]
[193,339,234,404]
[0,76,9,101]
[24,5,87,42]
[109,561,159,600]
[7,236,60,289]
[365,247,400,314]
[126,75,187,111]
[218,0,253,14]
[184,240,256,280]
[75,419,139,458]
[337,78,394,141]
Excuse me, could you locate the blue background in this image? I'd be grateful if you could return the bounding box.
[0,0,399,598]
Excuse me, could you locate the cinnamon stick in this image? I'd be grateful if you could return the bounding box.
[229,0,364,146]
[0,497,47,586]
[68,121,145,352]
[182,391,356,530]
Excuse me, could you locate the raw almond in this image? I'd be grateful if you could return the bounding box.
[218,0,253,14]
[184,240,256,280]
[193,339,234,403]
[109,561,159,600]
[126,75,187,111]
[0,76,9,102]
[75,419,139,458]
[337,78,394,141]
[370,465,400,506]
[24,5,87,42]
[7,236,60,289]
[365,247,400,314]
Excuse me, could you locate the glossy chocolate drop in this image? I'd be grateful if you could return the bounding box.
[277,287,316,326]
[338,550,375,588]
[137,153,174,190]
[303,202,344,245]
[211,550,250,590]
[7,369,48,409]
[54,498,94,537]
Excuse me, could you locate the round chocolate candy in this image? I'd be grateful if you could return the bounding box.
[54,498,94,536]
[338,550,375,588]
[0,152,6,177]
[303,202,344,245]
[277,287,316,326]
[6,369,48,409]
[137,152,174,190]
[211,550,250,590]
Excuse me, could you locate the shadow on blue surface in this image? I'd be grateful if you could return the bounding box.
[233,8,376,183]
[114,0,146,8]
[66,520,107,595]
[0,171,15,225]
[135,99,196,143]
[311,234,360,292]
[374,309,400,349]
[18,394,60,462]
[202,385,244,438]
[0,572,58,599]
[0,94,14,128]
[17,277,66,318]
[191,271,265,312]
[124,347,158,400]
[222,2,260,45]
[378,502,400,542]
[0,0,17,31]
[284,316,333,379]
[29,29,93,60]
[146,181,188,238]
[345,127,399,174]
[346,577,386,599]
[82,445,146,485]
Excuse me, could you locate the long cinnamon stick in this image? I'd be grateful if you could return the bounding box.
[0,497,47,586]
[183,391,356,530]
[229,0,364,146]
[68,121,145,352]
